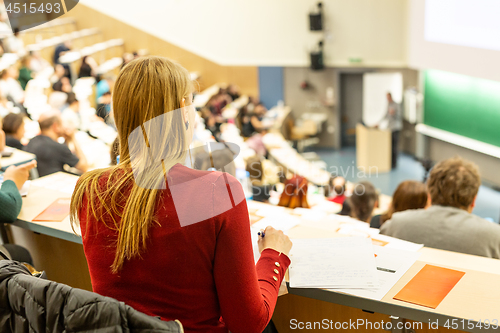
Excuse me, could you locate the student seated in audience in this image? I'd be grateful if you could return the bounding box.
[0,159,37,265]
[96,91,112,122]
[96,75,115,101]
[348,181,378,223]
[50,64,66,84]
[370,180,429,229]
[53,40,73,80]
[52,76,72,94]
[2,112,25,150]
[0,66,25,105]
[381,157,500,258]
[200,107,222,141]
[227,84,240,101]
[26,111,88,177]
[207,89,231,115]
[246,155,277,203]
[327,176,347,204]
[70,57,292,333]
[61,93,81,131]
[78,56,98,79]
[18,56,33,90]
[240,102,268,138]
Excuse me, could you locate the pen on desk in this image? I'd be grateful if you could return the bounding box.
[377,267,396,273]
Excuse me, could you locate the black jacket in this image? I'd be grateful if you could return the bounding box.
[0,260,183,333]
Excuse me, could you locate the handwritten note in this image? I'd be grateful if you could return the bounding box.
[289,237,379,289]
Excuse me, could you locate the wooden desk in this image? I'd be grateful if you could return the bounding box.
[248,200,498,333]
[7,179,500,332]
[0,148,36,170]
[7,172,91,290]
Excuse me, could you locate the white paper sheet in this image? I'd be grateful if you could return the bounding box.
[20,180,30,197]
[251,215,301,234]
[289,237,379,289]
[335,246,421,300]
[254,206,287,217]
[32,173,78,194]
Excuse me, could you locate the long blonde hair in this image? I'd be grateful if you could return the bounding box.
[70,56,193,273]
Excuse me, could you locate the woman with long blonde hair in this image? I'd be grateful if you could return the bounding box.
[70,56,292,333]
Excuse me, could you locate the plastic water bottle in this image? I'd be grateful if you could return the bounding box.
[236,168,253,200]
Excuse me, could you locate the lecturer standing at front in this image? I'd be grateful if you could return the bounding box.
[383,92,402,169]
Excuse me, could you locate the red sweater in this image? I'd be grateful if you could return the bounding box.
[79,164,291,333]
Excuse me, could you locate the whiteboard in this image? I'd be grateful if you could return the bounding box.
[362,72,403,127]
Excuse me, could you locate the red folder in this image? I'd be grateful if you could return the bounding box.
[393,264,465,309]
[33,198,71,222]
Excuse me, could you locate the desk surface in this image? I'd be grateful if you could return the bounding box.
[13,174,500,332]
[0,148,36,170]
[14,172,81,243]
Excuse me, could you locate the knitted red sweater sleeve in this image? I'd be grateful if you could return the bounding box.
[212,174,291,333]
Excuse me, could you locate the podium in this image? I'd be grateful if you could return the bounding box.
[356,123,391,173]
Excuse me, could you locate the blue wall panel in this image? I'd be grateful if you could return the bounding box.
[258,67,284,109]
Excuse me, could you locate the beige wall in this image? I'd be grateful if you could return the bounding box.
[78,0,408,68]
[65,4,259,96]
[408,0,500,81]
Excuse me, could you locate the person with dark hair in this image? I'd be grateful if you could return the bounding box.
[327,176,347,204]
[2,113,25,150]
[201,107,222,141]
[348,181,379,223]
[241,103,268,138]
[78,56,98,79]
[53,40,73,81]
[227,84,240,101]
[381,157,500,258]
[52,76,72,93]
[96,91,112,121]
[370,180,429,229]
[26,111,88,177]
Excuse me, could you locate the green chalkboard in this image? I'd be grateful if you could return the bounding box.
[424,70,500,147]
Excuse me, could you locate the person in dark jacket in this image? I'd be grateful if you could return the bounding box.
[0,260,183,333]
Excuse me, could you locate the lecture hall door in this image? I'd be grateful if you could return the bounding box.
[340,73,363,147]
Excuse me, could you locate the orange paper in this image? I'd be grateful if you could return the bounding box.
[393,264,465,309]
[33,198,71,222]
[371,238,389,247]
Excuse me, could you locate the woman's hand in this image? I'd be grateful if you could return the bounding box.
[257,226,292,256]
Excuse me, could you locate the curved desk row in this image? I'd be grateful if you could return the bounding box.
[8,173,500,332]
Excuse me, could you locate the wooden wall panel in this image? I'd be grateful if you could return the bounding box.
[64,5,258,96]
